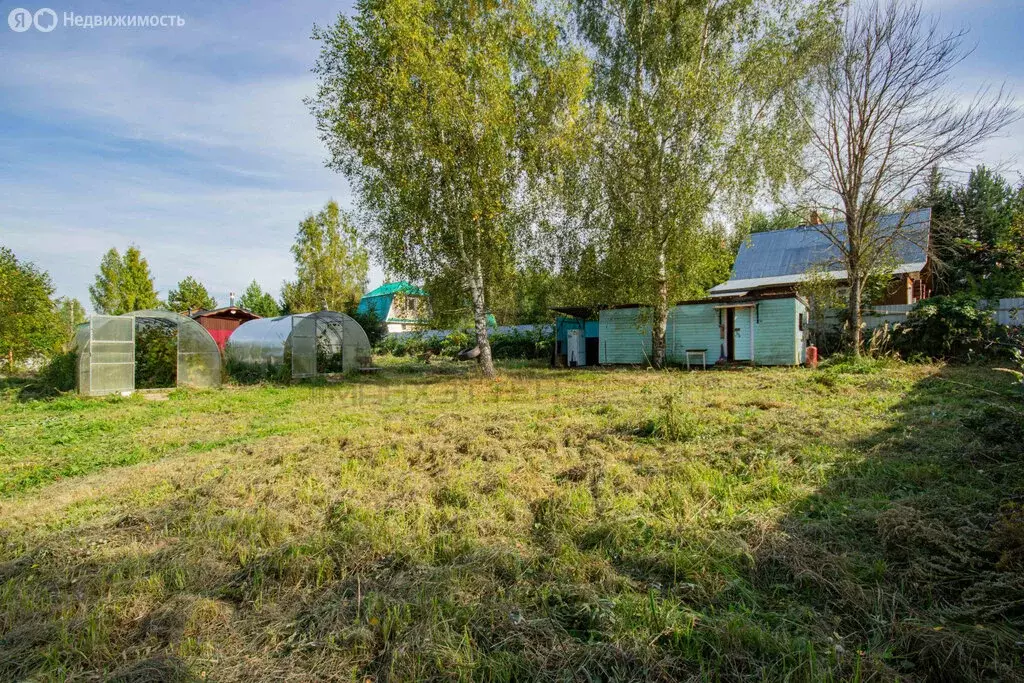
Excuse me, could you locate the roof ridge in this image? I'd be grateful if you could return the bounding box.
[749,208,930,238]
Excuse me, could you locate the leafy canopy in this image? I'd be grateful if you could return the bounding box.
[167,276,216,314]
[309,0,589,376]
[921,165,1024,298]
[88,246,161,315]
[282,201,368,313]
[569,0,836,366]
[237,280,281,318]
[0,247,63,364]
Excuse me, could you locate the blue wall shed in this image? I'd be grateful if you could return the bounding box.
[598,296,807,366]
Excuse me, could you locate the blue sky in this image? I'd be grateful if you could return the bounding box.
[1,0,1023,313]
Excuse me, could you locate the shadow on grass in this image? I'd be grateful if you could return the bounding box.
[1,363,1022,681]
[750,364,1024,680]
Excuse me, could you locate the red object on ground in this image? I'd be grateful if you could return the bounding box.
[806,345,818,368]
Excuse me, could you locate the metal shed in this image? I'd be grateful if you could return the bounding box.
[75,309,222,396]
[225,310,371,379]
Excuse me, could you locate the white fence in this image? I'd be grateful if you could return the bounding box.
[989,297,1024,326]
[818,298,1023,332]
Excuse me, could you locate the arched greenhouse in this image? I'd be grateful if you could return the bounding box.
[75,310,222,396]
[225,311,372,380]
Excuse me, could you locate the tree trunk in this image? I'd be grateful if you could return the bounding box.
[848,276,863,356]
[468,256,496,379]
[651,246,669,369]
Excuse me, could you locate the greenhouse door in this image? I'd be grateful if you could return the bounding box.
[291,315,317,378]
[177,317,220,388]
[88,315,135,396]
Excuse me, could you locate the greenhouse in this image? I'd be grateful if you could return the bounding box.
[225,311,372,380]
[75,310,223,396]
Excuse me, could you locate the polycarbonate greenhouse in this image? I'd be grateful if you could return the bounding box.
[75,310,222,396]
[225,311,372,379]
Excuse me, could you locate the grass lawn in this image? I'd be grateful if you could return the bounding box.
[1,358,1023,681]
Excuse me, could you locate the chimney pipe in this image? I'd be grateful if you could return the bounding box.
[809,210,823,226]
[229,291,235,306]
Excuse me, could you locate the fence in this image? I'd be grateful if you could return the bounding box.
[989,297,1024,326]
[816,298,1022,334]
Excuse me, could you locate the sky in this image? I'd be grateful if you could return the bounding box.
[1,0,1023,313]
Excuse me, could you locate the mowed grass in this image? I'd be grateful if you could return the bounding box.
[1,359,1023,681]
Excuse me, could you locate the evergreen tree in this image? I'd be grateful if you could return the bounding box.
[922,165,1024,297]
[167,276,216,313]
[237,280,281,318]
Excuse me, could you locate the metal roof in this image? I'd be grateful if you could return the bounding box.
[710,208,930,293]
[357,281,429,321]
[361,281,428,298]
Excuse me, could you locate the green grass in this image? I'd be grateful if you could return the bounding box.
[1,359,1023,681]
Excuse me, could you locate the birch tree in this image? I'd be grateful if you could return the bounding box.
[573,0,836,368]
[309,0,588,377]
[805,0,1018,353]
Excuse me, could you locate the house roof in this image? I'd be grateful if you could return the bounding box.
[361,281,428,298]
[710,208,931,295]
[190,306,260,320]
[357,281,429,321]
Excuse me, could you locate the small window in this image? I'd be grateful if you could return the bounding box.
[798,313,805,331]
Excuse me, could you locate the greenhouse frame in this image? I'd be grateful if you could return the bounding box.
[225,311,372,379]
[75,310,222,396]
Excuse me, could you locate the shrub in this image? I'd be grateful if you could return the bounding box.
[38,350,77,392]
[374,327,553,360]
[489,329,552,360]
[226,359,289,384]
[893,294,998,361]
[344,306,387,348]
[133,320,178,388]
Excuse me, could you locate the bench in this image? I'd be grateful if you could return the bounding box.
[684,349,707,370]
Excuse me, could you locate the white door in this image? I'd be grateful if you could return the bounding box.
[733,308,752,361]
[567,329,583,367]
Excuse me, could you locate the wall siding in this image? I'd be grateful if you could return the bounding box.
[599,298,804,366]
[598,308,652,364]
[668,304,726,364]
[753,298,801,365]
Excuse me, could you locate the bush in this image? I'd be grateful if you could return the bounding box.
[225,359,289,384]
[489,329,552,360]
[893,294,998,361]
[374,327,553,360]
[134,320,178,388]
[37,350,77,392]
[345,306,387,348]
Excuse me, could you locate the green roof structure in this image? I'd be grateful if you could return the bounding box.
[357,281,430,326]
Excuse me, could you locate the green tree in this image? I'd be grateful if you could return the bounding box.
[309,0,589,377]
[53,296,87,349]
[572,0,836,368]
[281,201,368,313]
[167,276,216,314]
[806,1,1018,354]
[922,165,1024,298]
[0,247,62,370]
[88,246,160,315]
[237,280,281,318]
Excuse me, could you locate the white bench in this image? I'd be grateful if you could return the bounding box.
[684,349,707,370]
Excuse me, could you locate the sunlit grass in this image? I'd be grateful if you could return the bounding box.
[1,359,1021,681]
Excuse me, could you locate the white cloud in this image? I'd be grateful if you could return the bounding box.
[0,1,385,312]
